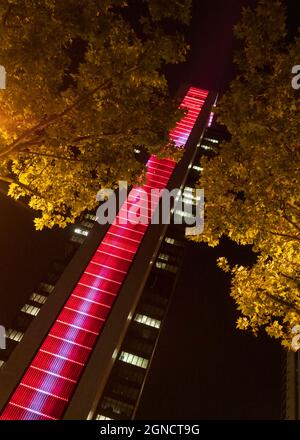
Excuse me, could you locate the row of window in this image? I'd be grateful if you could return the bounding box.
[158,252,169,261]
[134,314,161,329]
[111,382,139,401]
[95,415,113,420]
[71,234,85,244]
[203,137,219,144]
[85,213,97,221]
[74,227,89,237]
[119,351,149,369]
[20,304,40,317]
[126,338,153,357]
[30,292,47,305]
[155,261,178,274]
[101,396,134,417]
[164,236,183,247]
[192,165,203,172]
[174,209,194,219]
[6,328,24,342]
[39,282,54,294]
[80,220,94,229]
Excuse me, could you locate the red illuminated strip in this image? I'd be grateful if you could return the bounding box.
[0,87,208,420]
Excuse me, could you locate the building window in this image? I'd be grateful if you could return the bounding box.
[39,282,54,294]
[85,213,97,221]
[119,351,149,369]
[21,304,40,316]
[74,227,89,236]
[95,415,113,420]
[111,382,139,400]
[203,137,219,144]
[158,253,169,261]
[155,261,178,274]
[164,237,182,247]
[30,293,47,305]
[174,209,194,219]
[70,235,85,244]
[115,364,145,385]
[6,328,24,342]
[192,165,203,172]
[101,397,134,417]
[80,220,94,229]
[134,314,161,329]
[182,198,195,206]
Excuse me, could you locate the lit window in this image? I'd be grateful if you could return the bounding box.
[119,351,149,369]
[192,165,203,172]
[158,253,169,261]
[203,137,219,144]
[95,415,113,420]
[80,220,94,229]
[182,198,195,206]
[21,304,40,316]
[134,314,161,329]
[164,236,183,247]
[174,209,194,218]
[182,192,194,199]
[6,329,24,342]
[71,235,85,244]
[30,293,47,305]
[39,283,54,294]
[165,237,175,244]
[155,261,178,273]
[74,228,89,236]
[84,213,97,221]
[101,397,134,417]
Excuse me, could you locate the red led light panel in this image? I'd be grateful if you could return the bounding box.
[0,87,208,419]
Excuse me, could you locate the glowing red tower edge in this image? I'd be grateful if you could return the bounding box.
[0,87,208,420]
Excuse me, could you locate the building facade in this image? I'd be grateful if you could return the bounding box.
[0,86,217,420]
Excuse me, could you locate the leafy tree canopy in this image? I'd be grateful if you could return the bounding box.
[193,0,300,349]
[0,0,191,229]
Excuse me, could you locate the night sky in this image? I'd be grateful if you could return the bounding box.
[0,0,299,420]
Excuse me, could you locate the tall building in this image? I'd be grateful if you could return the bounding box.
[0,86,217,420]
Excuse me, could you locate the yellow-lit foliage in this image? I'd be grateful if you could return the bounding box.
[0,0,191,228]
[192,0,300,349]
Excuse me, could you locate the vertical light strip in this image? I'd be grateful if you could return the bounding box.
[0,87,208,420]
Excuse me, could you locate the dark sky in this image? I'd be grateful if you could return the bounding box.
[166,0,257,94]
[0,0,298,420]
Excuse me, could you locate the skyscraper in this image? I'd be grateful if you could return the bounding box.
[0,86,217,420]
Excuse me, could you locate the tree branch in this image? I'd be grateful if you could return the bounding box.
[283,214,300,233]
[263,290,300,315]
[0,63,142,159]
[22,150,90,162]
[0,175,44,198]
[268,230,300,241]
